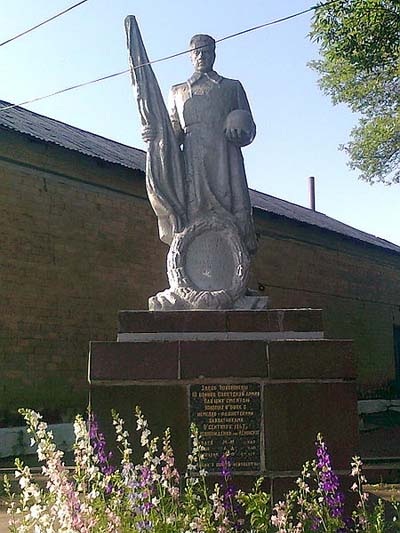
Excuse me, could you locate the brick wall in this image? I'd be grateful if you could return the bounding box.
[1,130,399,423]
[252,215,400,390]
[0,132,166,423]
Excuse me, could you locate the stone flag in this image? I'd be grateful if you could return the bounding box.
[125,16,186,245]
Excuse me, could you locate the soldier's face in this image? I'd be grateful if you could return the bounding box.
[190,43,215,73]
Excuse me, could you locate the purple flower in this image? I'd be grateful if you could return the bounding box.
[140,465,153,488]
[311,515,321,530]
[219,453,243,529]
[137,520,153,530]
[88,413,115,493]
[315,435,345,520]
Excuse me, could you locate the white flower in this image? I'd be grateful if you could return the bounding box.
[30,504,42,519]
[19,476,30,489]
[89,489,99,499]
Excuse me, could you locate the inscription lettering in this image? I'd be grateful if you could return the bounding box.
[190,383,261,472]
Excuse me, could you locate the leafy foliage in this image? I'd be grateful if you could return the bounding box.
[310,0,400,184]
[237,478,273,532]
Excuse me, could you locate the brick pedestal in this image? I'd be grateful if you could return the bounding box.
[88,309,359,497]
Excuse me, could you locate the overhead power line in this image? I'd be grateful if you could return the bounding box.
[216,1,335,45]
[0,0,89,47]
[0,0,342,112]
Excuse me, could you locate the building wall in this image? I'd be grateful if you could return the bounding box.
[1,130,399,423]
[0,132,167,424]
[252,215,400,392]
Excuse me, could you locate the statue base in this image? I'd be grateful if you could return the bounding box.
[149,288,268,311]
[89,308,359,498]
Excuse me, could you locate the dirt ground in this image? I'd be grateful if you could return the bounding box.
[0,505,9,533]
[365,484,400,502]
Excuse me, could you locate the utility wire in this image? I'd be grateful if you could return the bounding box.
[0,0,342,112]
[0,0,89,47]
[216,1,337,45]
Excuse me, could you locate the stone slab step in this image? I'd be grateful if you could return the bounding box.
[89,338,355,383]
[117,308,324,341]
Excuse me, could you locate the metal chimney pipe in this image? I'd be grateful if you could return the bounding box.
[309,176,316,211]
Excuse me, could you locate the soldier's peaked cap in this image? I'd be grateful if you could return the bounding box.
[190,34,215,49]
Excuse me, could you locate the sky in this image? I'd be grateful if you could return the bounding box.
[1,0,399,245]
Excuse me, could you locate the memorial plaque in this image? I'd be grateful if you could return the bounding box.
[190,383,261,472]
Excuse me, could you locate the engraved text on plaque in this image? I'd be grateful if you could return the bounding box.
[190,383,261,472]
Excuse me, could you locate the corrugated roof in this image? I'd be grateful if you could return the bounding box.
[0,100,146,171]
[1,100,399,255]
[249,189,400,254]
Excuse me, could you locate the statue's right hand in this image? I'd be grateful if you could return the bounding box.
[142,125,157,142]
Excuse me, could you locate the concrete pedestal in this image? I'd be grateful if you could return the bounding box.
[88,309,359,497]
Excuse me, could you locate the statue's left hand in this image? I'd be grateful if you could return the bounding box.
[225,127,251,147]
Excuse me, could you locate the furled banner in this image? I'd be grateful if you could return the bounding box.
[125,15,186,245]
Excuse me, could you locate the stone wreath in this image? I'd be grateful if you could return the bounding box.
[149,216,250,310]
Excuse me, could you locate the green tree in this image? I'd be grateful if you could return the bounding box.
[309,0,400,184]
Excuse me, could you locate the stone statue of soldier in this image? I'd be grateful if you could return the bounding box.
[126,19,267,309]
[142,34,257,256]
